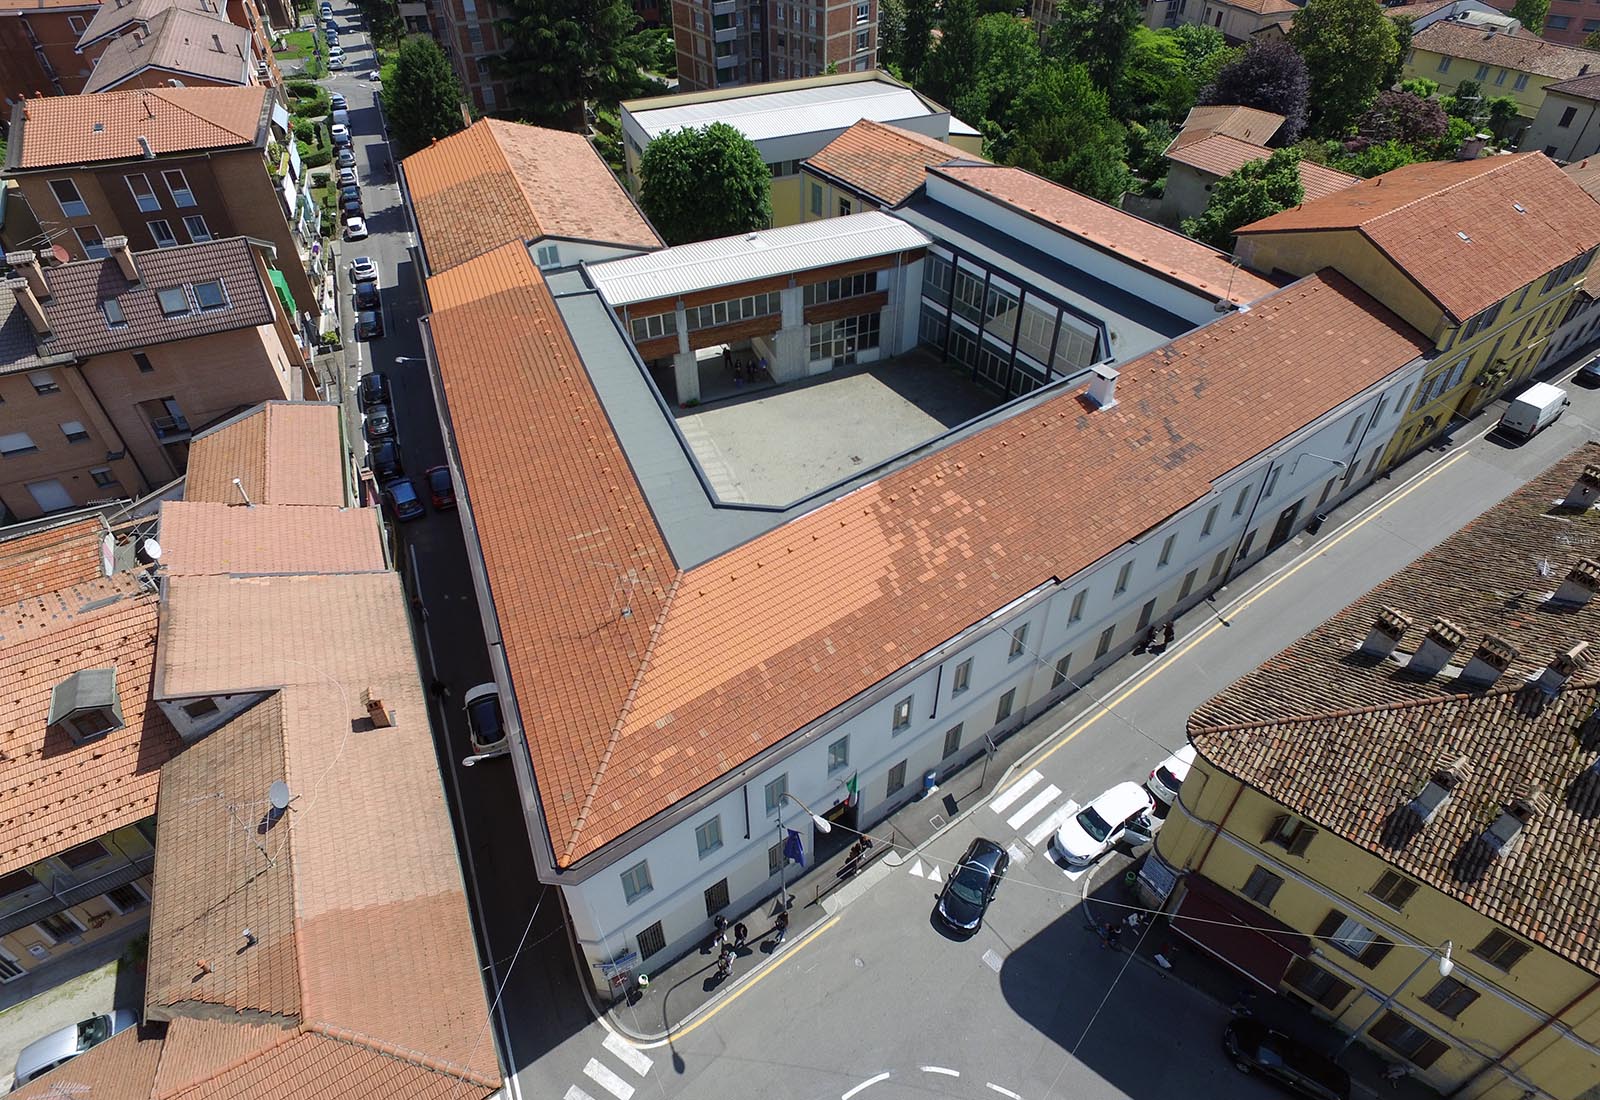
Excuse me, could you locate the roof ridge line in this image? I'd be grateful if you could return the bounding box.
[481,117,547,238]
[152,1018,300,1100]
[144,85,257,144]
[562,568,686,865]
[306,1021,501,1088]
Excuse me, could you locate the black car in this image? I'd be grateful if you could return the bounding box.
[1223,1020,1351,1100]
[357,309,384,340]
[935,837,1009,933]
[368,438,402,479]
[357,370,390,409]
[363,403,394,442]
[382,477,425,521]
[354,279,380,312]
[339,184,362,207]
[341,197,363,220]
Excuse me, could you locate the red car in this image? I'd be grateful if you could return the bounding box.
[425,465,456,510]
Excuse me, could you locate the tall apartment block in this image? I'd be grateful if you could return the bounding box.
[402,0,509,113]
[672,0,877,91]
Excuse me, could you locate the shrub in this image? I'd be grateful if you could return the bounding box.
[299,143,332,169]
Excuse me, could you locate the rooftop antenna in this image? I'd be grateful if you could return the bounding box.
[590,561,644,621]
[232,476,252,506]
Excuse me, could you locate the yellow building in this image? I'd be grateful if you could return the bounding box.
[619,72,982,228]
[1149,446,1600,1099]
[1234,153,1600,466]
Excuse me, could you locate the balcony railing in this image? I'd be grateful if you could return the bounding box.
[150,415,191,441]
[0,853,156,939]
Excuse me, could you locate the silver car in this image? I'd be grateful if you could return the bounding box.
[13,1010,136,1090]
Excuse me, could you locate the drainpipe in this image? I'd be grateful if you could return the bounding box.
[1219,460,1275,587]
[1445,978,1600,1099]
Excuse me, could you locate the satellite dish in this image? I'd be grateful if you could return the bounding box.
[137,538,163,563]
[268,780,292,810]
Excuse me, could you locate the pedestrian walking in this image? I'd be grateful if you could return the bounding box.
[773,910,789,945]
[716,945,732,978]
[429,679,451,701]
[1161,622,1175,649]
[733,922,748,950]
[1099,921,1122,949]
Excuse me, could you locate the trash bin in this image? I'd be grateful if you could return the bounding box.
[922,769,939,798]
[1307,512,1328,535]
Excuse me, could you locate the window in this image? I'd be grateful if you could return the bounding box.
[105,882,147,913]
[36,912,84,943]
[90,467,116,488]
[1178,569,1197,601]
[1,433,39,456]
[1514,73,1530,91]
[193,280,227,311]
[1436,56,1451,73]
[1369,1012,1449,1068]
[1096,625,1115,657]
[1209,548,1230,581]
[50,178,89,217]
[1369,870,1418,910]
[157,287,190,316]
[1114,561,1133,595]
[628,312,676,343]
[1068,589,1086,622]
[1264,814,1317,855]
[76,226,108,259]
[1494,68,1508,86]
[1316,910,1393,967]
[0,948,21,982]
[58,839,107,868]
[1157,533,1176,567]
[1137,598,1156,631]
[856,0,868,19]
[103,299,126,327]
[995,689,1015,723]
[68,13,87,31]
[147,219,177,248]
[1285,958,1354,1010]
[1421,976,1479,1019]
[60,421,89,443]
[1008,623,1028,660]
[183,215,212,243]
[1345,415,1365,445]
[810,181,823,216]
[162,169,196,207]
[1474,63,1489,80]
[134,352,154,373]
[1240,866,1283,906]
[1202,504,1218,536]
[1233,485,1251,516]
[764,774,788,815]
[1262,467,1280,498]
[126,173,160,212]
[942,723,963,759]
[952,659,972,696]
[1051,654,1072,689]
[1562,105,1579,128]
[704,877,729,917]
[29,370,60,394]
[827,735,850,773]
[637,920,666,958]
[855,29,867,50]
[1471,930,1529,972]
[887,760,907,795]
[838,196,853,217]
[892,696,912,732]
[620,860,652,903]
[695,816,723,858]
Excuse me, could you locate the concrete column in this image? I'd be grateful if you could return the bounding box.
[673,303,700,405]
[770,285,809,382]
[895,257,924,355]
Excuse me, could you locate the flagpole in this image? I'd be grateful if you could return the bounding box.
[777,793,832,913]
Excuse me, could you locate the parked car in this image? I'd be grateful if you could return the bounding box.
[1146,743,1196,806]
[337,166,358,187]
[935,837,1009,933]
[328,44,344,59]
[463,683,507,754]
[383,477,425,521]
[425,465,456,509]
[341,197,363,220]
[1051,781,1155,867]
[13,1011,138,1090]
[1577,355,1600,386]
[367,437,402,479]
[339,185,363,211]
[357,309,384,340]
[353,279,379,312]
[335,148,356,169]
[324,18,337,31]
[348,255,377,283]
[328,53,344,69]
[330,123,350,145]
[343,216,368,241]
[1498,381,1570,441]
[362,403,393,442]
[328,91,346,110]
[357,370,390,409]
[1222,1019,1351,1100]
[320,0,332,14]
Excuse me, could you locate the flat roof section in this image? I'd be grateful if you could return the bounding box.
[626,79,960,144]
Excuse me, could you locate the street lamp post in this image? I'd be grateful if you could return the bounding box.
[460,746,509,767]
[1337,940,1453,1058]
[394,355,426,365]
[775,792,831,913]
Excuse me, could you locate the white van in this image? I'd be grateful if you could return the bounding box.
[1498,381,1570,441]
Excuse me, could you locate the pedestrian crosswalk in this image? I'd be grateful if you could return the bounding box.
[989,769,1092,877]
[563,1031,653,1100]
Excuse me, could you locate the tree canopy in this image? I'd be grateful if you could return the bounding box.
[1511,0,1549,33]
[1358,90,1447,146]
[878,0,906,71]
[925,0,981,109]
[492,0,654,128]
[352,0,400,47]
[901,0,936,81]
[1199,39,1310,143]
[1042,0,1142,92]
[951,13,1044,145]
[638,123,772,245]
[383,35,465,154]
[1005,63,1131,203]
[1289,0,1399,137]
[1118,26,1198,124]
[1182,147,1305,249]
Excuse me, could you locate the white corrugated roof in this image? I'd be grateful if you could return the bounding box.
[586,212,932,305]
[630,81,946,143]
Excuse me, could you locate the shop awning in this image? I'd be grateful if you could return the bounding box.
[1170,873,1310,991]
[267,267,296,317]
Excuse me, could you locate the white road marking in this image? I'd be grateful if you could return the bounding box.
[981,949,1004,972]
[842,1072,891,1099]
[1006,842,1027,866]
[927,864,943,882]
[990,770,1043,813]
[1025,801,1078,848]
[908,858,926,877]
[583,1058,634,1100]
[564,1088,597,1100]
[602,1032,653,1076]
[986,1084,1023,1100]
[1007,784,1061,830]
[921,1066,960,1077]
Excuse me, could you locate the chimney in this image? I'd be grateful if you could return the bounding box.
[1532,642,1590,696]
[136,135,154,159]
[1483,781,1550,857]
[1086,366,1118,410]
[5,277,51,337]
[131,29,143,46]
[1406,617,1465,677]
[1408,754,1468,826]
[361,687,395,728]
[1552,559,1600,607]
[1459,634,1518,689]
[1360,605,1413,658]
[1560,464,1600,510]
[1457,133,1489,161]
[106,236,139,282]
[5,250,49,301]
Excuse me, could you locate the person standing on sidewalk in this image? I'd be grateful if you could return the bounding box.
[772,910,789,945]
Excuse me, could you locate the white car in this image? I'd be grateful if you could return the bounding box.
[328,53,344,69]
[349,255,377,283]
[344,216,368,241]
[328,44,345,59]
[330,122,350,144]
[1146,744,1196,806]
[366,69,381,81]
[14,1010,137,1089]
[463,683,507,755]
[1052,781,1155,867]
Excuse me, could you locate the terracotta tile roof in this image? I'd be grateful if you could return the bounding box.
[0,541,180,876]
[0,289,61,375]
[1382,0,1457,19]
[6,85,267,170]
[9,1027,162,1100]
[930,163,1280,304]
[1167,133,1360,201]
[403,118,660,274]
[804,119,987,206]
[0,516,106,603]
[432,243,1428,864]
[158,501,384,577]
[76,0,222,49]
[83,7,251,93]
[182,402,347,507]
[1175,105,1286,147]
[1543,71,1600,100]
[1238,153,1600,320]
[1213,0,1298,14]
[1567,156,1600,199]
[149,1017,292,1098]
[1189,445,1600,976]
[1412,20,1600,79]
[0,0,98,10]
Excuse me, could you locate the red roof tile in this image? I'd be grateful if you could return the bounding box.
[182,402,347,507]
[1175,105,1286,147]
[1413,19,1600,80]
[9,1027,162,1100]
[0,516,107,603]
[804,119,986,206]
[1167,133,1361,201]
[1238,152,1600,320]
[7,86,267,169]
[158,501,385,576]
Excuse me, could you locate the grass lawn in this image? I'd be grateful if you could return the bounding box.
[278,29,314,58]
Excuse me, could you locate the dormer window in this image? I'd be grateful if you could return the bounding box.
[47,667,125,745]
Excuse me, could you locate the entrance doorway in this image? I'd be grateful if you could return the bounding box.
[1269,500,1303,550]
[816,797,858,863]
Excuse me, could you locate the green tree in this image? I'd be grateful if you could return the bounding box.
[953,13,1042,146]
[638,123,771,245]
[492,0,652,128]
[1399,76,1437,98]
[1586,28,1600,50]
[1328,138,1425,177]
[925,0,980,108]
[1485,96,1523,142]
[383,36,465,154]
[1168,23,1237,90]
[879,0,906,69]
[1182,147,1304,249]
[1006,63,1131,203]
[1290,0,1399,137]
[1119,25,1196,123]
[352,0,401,47]
[902,0,937,81]
[1511,0,1549,33]
[1042,0,1142,92]
[1383,15,1412,89]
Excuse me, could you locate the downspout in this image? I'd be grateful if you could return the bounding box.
[76,365,156,491]
[1219,460,1275,587]
[1445,978,1600,1099]
[1191,773,1243,876]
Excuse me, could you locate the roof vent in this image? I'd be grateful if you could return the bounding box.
[1584,64,1592,76]
[1086,365,1118,410]
[5,277,51,338]
[1559,464,1600,510]
[211,33,222,52]
[92,121,104,133]
[1481,782,1549,858]
[47,667,126,745]
[1409,754,1469,826]
[362,687,395,728]
[1360,605,1413,658]
[1406,617,1464,678]
[1513,202,1526,214]
[1551,559,1600,608]
[1457,231,1471,242]
[136,135,153,159]
[1460,634,1518,689]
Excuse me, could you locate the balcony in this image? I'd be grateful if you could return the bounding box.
[715,49,740,67]
[0,852,156,939]
[149,414,191,441]
[713,0,736,12]
[714,22,739,41]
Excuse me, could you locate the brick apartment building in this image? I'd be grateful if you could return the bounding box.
[0,0,100,103]
[672,0,877,90]
[0,236,311,521]
[402,0,509,115]
[2,85,317,329]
